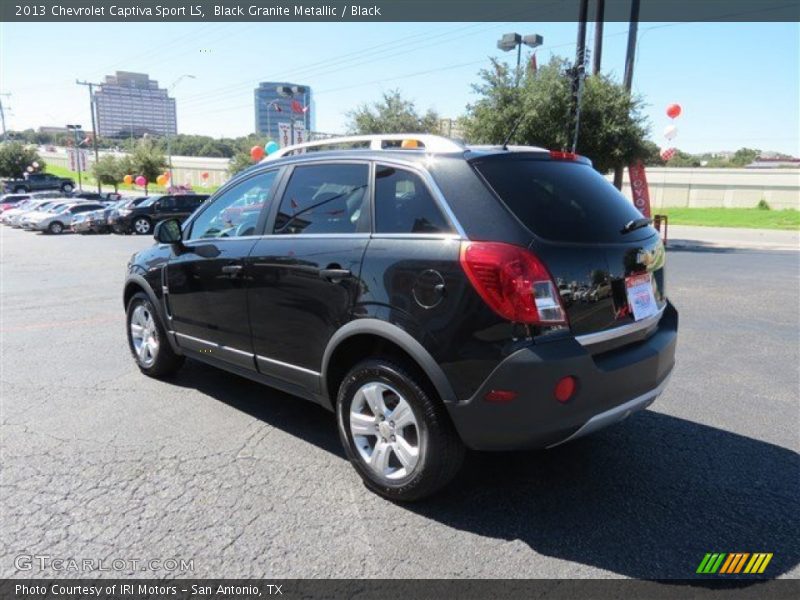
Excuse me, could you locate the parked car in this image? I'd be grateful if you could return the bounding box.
[74,201,125,234]
[114,194,209,235]
[0,193,31,213]
[71,191,122,203]
[3,172,75,194]
[108,197,149,233]
[123,134,677,501]
[22,202,105,234]
[19,201,83,230]
[1,199,65,226]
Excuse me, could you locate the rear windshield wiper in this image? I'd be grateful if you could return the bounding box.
[621,217,652,234]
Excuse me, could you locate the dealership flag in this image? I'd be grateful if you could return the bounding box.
[628,161,652,218]
[291,99,308,114]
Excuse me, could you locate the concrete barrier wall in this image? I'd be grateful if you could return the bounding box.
[614,167,800,211]
[41,149,799,209]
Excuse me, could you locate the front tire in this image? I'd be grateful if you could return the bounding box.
[133,217,152,235]
[61,183,74,193]
[336,358,465,501]
[48,221,64,234]
[14,186,27,193]
[126,292,184,378]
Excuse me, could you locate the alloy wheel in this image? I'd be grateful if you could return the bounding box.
[349,382,421,480]
[134,218,151,234]
[129,304,159,368]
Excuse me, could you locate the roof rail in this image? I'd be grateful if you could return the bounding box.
[261,134,465,161]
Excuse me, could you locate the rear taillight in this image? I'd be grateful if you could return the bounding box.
[459,241,567,325]
[549,150,578,161]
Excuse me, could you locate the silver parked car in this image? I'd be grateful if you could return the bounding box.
[23,202,106,234]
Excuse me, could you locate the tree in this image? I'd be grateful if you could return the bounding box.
[129,138,167,192]
[730,147,760,167]
[461,57,651,174]
[0,142,45,179]
[665,149,701,168]
[346,90,440,134]
[92,154,126,191]
[228,152,256,176]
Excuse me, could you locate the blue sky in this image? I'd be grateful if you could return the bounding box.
[1,21,798,155]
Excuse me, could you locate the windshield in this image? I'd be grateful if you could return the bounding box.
[139,197,157,207]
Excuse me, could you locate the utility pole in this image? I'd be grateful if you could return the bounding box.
[593,0,605,75]
[571,0,589,152]
[76,80,101,192]
[0,93,10,142]
[614,0,641,189]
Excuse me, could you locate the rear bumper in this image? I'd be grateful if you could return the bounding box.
[446,301,678,450]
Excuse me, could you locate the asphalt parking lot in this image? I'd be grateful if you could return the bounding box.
[1,227,798,580]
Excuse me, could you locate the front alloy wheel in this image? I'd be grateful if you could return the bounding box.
[48,221,64,234]
[133,217,152,235]
[129,303,159,368]
[126,292,184,378]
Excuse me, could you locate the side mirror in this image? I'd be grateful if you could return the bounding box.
[154,218,182,244]
[153,201,162,210]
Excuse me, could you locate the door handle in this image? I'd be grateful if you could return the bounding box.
[221,264,243,276]
[319,268,351,282]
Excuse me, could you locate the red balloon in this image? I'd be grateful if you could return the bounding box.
[666,103,682,119]
[250,145,265,161]
[201,172,209,179]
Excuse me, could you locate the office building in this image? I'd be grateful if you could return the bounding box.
[254,82,313,142]
[95,71,177,137]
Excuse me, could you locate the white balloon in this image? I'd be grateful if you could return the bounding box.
[664,124,678,141]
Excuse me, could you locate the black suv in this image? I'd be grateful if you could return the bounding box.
[123,135,677,501]
[115,193,209,235]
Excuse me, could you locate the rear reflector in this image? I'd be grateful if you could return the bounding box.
[484,389,517,403]
[554,376,577,403]
[460,241,567,325]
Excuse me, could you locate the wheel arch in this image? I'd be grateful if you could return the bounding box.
[321,319,456,408]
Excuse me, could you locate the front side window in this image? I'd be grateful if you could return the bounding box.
[159,197,176,210]
[374,165,452,234]
[273,163,369,235]
[188,171,278,240]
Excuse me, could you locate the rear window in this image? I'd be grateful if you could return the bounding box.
[473,158,652,243]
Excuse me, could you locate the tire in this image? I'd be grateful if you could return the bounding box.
[47,221,64,234]
[336,358,465,501]
[61,183,74,193]
[126,292,184,378]
[132,217,152,235]
[14,186,27,193]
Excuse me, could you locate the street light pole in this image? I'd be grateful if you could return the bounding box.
[498,33,543,86]
[614,0,641,190]
[166,74,195,181]
[76,80,102,192]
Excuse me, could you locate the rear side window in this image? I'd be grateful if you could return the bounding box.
[374,165,452,234]
[474,159,651,243]
[274,164,369,235]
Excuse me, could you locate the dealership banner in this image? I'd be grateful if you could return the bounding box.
[628,160,652,218]
[2,0,799,22]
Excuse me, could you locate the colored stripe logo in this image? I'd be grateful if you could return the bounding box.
[697,553,773,575]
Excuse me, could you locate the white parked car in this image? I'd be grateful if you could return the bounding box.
[24,202,105,234]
